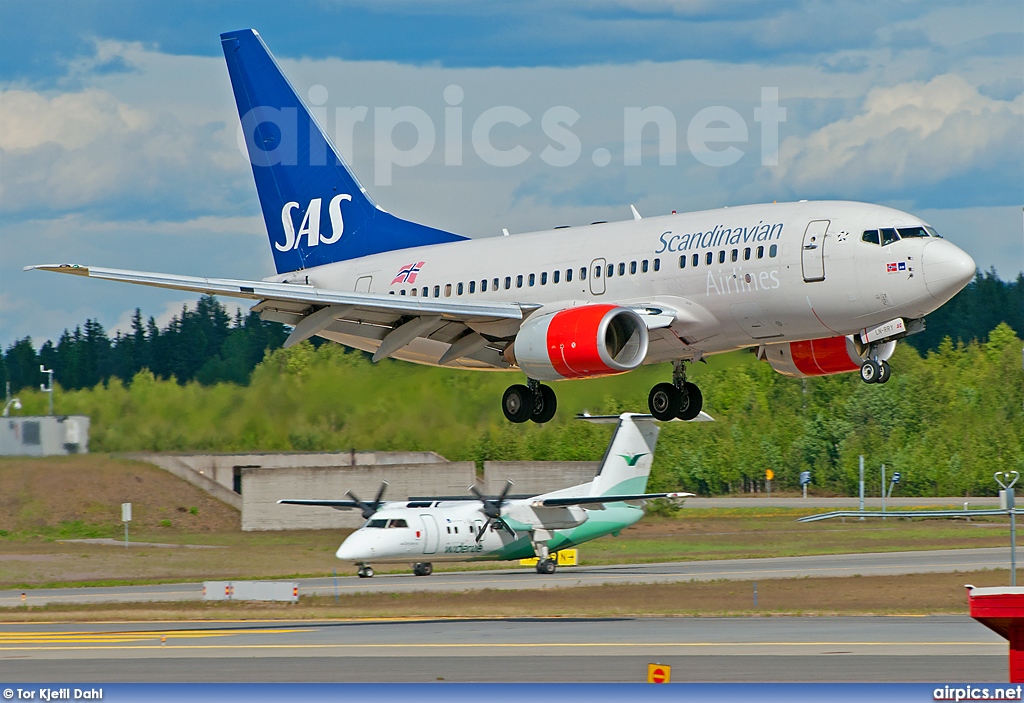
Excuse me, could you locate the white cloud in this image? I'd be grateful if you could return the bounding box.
[772,74,1024,193]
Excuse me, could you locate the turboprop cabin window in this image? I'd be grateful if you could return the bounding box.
[880,228,900,246]
[862,230,880,245]
[366,519,387,528]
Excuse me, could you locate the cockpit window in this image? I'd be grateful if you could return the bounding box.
[366,519,387,528]
[387,519,408,528]
[880,228,899,246]
[862,230,880,245]
[925,226,942,238]
[898,227,929,239]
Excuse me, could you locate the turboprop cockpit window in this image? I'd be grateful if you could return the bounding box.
[366,519,387,528]
[387,519,408,528]
[897,227,929,239]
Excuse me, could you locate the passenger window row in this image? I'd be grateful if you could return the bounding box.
[389,258,666,297]
[677,245,777,269]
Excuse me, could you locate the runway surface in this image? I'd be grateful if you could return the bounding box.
[0,616,1006,682]
[0,547,1009,606]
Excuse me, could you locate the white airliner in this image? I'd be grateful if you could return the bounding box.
[26,29,976,423]
[279,412,695,577]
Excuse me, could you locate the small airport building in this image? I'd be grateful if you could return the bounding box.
[0,415,90,456]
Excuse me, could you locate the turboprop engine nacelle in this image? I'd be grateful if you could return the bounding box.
[506,304,649,382]
[761,335,895,378]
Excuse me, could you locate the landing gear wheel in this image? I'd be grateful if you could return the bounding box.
[677,382,703,421]
[535,558,557,575]
[357,566,374,578]
[649,383,681,421]
[860,360,880,384]
[413,562,433,577]
[530,384,557,424]
[877,361,891,385]
[502,384,533,423]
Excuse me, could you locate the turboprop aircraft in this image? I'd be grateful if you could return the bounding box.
[279,412,697,577]
[26,29,977,424]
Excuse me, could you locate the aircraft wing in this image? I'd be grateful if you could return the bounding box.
[25,263,535,364]
[531,491,694,508]
[277,499,365,511]
[25,264,525,322]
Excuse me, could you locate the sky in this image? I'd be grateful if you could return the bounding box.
[1,0,1022,348]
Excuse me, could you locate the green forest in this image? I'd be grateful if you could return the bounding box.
[7,320,1023,499]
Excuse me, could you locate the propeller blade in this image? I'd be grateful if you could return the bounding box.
[475,519,491,543]
[468,484,485,501]
[347,482,388,520]
[495,517,516,539]
[371,481,389,510]
[497,479,515,505]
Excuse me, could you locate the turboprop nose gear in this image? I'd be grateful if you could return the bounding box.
[356,564,375,578]
[502,379,557,424]
[648,360,703,421]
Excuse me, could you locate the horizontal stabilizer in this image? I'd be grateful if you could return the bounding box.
[576,412,714,423]
[532,492,693,508]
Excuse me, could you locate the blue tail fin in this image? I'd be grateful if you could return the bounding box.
[221,29,467,274]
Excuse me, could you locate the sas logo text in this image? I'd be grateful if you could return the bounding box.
[277,194,351,251]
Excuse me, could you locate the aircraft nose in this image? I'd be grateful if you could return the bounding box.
[335,533,367,561]
[922,239,975,302]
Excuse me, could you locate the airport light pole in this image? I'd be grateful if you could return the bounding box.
[996,472,1019,586]
[39,365,54,416]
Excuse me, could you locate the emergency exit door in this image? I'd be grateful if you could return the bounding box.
[801,220,829,282]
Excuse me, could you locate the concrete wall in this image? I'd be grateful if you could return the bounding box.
[483,461,599,496]
[241,462,476,531]
[0,415,89,456]
[122,454,243,510]
[156,450,447,492]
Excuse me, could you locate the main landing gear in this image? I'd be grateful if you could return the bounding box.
[413,562,433,577]
[648,361,703,421]
[356,564,375,578]
[502,380,557,424]
[535,557,557,575]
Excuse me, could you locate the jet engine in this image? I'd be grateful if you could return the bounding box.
[761,335,895,378]
[506,304,649,381]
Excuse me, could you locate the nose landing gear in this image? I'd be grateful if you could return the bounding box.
[648,361,703,421]
[502,380,557,424]
[356,564,375,578]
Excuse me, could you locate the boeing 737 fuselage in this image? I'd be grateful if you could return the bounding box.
[27,29,977,423]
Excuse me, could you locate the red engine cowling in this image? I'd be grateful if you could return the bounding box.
[507,304,649,381]
[762,336,895,378]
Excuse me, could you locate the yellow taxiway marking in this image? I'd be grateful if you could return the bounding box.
[0,641,1001,652]
[0,628,312,645]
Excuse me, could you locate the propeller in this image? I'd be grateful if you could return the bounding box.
[470,480,516,542]
[346,481,389,520]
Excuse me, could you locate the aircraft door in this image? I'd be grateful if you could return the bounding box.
[590,258,606,295]
[419,514,439,554]
[355,276,372,292]
[801,220,829,282]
